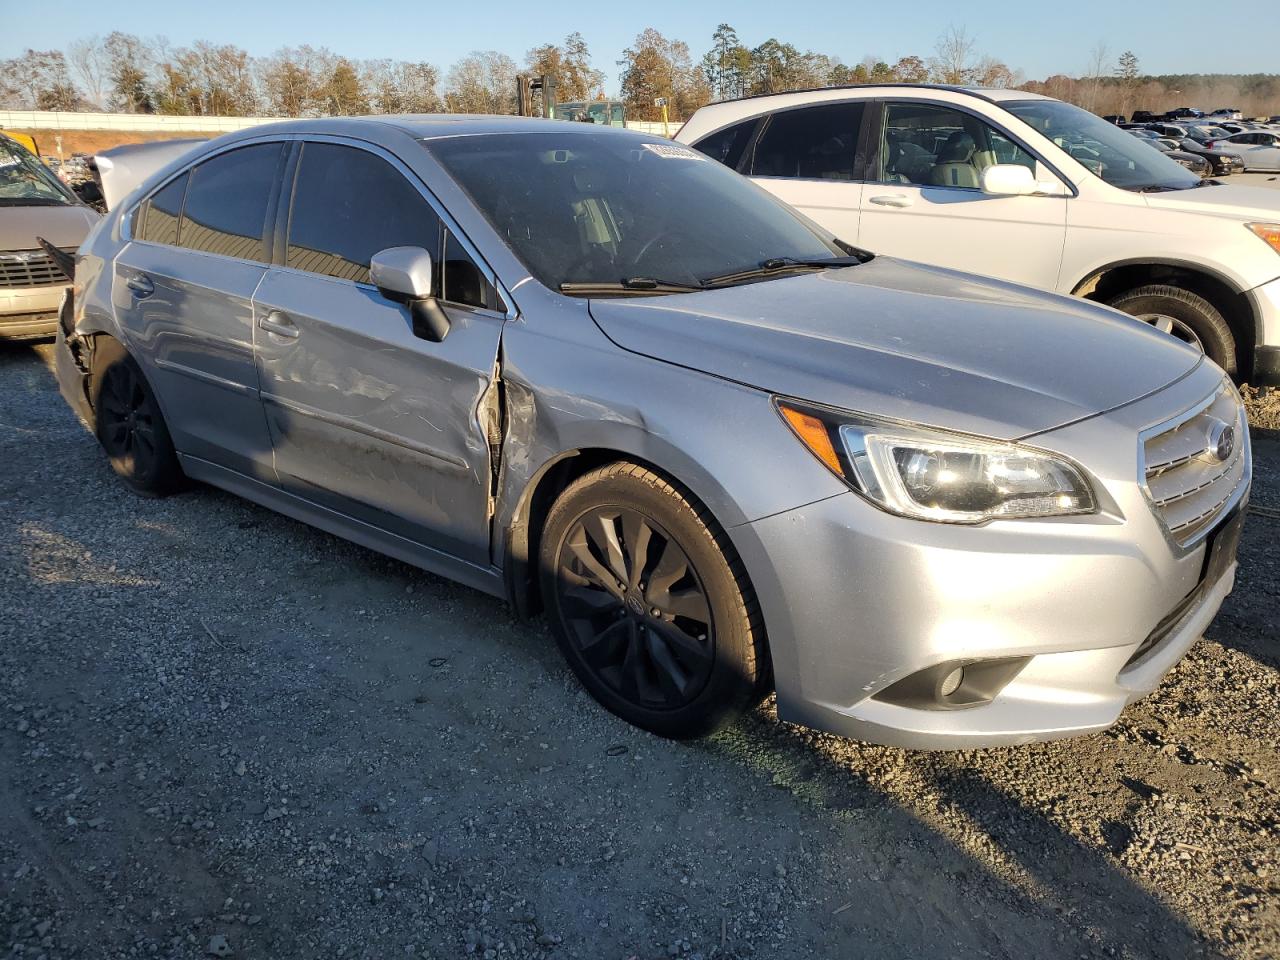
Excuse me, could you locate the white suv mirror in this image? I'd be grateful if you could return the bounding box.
[980,164,1039,196]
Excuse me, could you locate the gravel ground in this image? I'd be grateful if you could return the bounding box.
[2,339,1277,960]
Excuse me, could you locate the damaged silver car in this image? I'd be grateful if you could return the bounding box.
[55,117,1250,747]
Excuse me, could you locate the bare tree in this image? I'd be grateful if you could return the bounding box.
[364,60,441,114]
[67,36,110,109]
[103,32,154,112]
[0,50,77,110]
[930,25,976,84]
[1081,41,1111,113]
[444,51,517,114]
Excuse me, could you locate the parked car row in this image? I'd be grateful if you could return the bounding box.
[1,86,1268,750]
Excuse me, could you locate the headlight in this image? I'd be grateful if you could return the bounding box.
[778,401,1096,524]
[1247,223,1280,256]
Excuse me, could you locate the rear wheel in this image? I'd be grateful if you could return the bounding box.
[1107,284,1236,375]
[539,462,768,739]
[90,339,184,495]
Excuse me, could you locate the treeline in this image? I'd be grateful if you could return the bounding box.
[1,27,1275,123]
[0,24,1017,122]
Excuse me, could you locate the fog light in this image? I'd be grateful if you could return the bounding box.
[872,656,1031,711]
[939,667,964,698]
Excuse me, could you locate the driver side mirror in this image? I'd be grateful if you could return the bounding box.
[370,246,450,342]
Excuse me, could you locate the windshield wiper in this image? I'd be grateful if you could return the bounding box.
[559,276,706,297]
[700,254,867,288]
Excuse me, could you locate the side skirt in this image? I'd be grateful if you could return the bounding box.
[179,455,508,600]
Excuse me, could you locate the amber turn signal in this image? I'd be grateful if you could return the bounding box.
[1247,222,1280,255]
[778,403,845,478]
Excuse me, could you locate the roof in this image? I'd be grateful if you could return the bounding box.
[219,113,645,143]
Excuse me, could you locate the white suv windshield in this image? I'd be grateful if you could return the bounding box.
[1003,100,1202,192]
[0,139,75,205]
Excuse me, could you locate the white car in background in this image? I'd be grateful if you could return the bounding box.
[676,85,1280,387]
[1207,130,1280,172]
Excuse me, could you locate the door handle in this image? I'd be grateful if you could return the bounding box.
[258,311,299,341]
[869,194,914,208]
[125,274,154,297]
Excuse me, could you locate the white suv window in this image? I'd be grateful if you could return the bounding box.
[876,102,1036,189]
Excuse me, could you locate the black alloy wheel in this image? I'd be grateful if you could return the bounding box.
[91,338,184,495]
[554,506,715,710]
[98,360,159,475]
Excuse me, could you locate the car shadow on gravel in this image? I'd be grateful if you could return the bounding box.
[1211,427,1279,670]
[708,713,1216,959]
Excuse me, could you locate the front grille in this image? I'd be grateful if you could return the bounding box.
[1141,380,1249,548]
[0,249,73,289]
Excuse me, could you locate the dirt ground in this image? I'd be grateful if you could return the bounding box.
[1,339,1277,960]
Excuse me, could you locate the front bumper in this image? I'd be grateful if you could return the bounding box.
[730,362,1247,749]
[0,282,67,338]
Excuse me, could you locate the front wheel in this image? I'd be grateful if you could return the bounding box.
[1107,284,1236,375]
[539,462,768,739]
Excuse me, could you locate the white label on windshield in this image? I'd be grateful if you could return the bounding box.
[641,143,706,161]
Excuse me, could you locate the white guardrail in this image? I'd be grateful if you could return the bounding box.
[1,110,677,137]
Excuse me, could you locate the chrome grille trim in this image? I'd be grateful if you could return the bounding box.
[1139,379,1251,550]
[0,248,74,289]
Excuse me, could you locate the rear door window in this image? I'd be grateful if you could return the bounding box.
[178,144,282,263]
[749,103,864,181]
[286,142,443,287]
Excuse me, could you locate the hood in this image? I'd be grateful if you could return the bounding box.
[587,258,1201,440]
[1143,183,1280,220]
[0,203,99,251]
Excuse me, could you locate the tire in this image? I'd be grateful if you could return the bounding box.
[89,337,184,496]
[1107,284,1236,375]
[539,462,768,739]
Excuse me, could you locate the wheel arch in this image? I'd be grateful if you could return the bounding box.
[1070,257,1258,379]
[501,445,745,621]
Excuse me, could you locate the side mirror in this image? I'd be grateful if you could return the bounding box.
[979,164,1039,196]
[370,246,450,342]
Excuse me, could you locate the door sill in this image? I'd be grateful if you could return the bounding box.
[178,455,507,599]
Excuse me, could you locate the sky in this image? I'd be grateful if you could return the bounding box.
[2,0,1276,92]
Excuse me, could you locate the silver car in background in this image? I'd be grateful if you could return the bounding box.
[54,117,1250,748]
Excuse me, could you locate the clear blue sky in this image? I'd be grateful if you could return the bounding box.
[2,0,1276,91]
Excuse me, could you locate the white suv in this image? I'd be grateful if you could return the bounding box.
[676,86,1280,386]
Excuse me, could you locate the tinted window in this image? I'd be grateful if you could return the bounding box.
[179,144,281,262]
[427,133,841,293]
[287,143,442,286]
[750,103,863,180]
[692,119,757,169]
[442,230,491,308]
[140,172,187,246]
[876,102,1037,189]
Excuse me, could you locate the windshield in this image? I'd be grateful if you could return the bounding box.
[426,132,844,292]
[0,139,76,205]
[1003,99,1200,191]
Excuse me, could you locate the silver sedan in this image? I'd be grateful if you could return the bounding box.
[54,117,1250,747]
